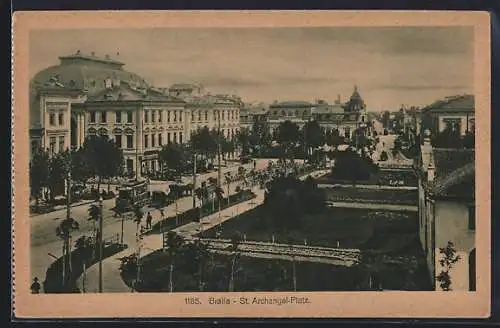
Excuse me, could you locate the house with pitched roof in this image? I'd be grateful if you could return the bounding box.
[415,129,475,291]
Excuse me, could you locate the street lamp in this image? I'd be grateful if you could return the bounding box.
[98,196,103,293]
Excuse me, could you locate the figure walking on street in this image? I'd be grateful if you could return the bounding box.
[146,212,153,229]
[31,277,41,294]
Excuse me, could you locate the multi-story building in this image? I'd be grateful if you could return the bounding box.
[415,130,475,291]
[239,103,268,131]
[420,94,475,138]
[267,86,370,139]
[29,52,242,178]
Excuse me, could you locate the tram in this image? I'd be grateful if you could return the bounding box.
[115,179,150,212]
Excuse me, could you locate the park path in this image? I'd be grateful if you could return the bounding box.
[76,169,328,293]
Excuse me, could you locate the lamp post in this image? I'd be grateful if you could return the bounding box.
[98,196,103,293]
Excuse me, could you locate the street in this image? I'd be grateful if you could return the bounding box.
[29,159,272,284]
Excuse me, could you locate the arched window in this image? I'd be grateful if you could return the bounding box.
[469,248,476,291]
[98,128,108,136]
[87,127,97,136]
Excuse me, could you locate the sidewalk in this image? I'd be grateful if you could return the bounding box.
[76,185,265,293]
[76,169,326,293]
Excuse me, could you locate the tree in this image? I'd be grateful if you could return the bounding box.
[71,147,91,187]
[330,149,379,186]
[55,217,80,286]
[164,231,184,293]
[180,239,212,291]
[87,204,101,258]
[47,151,69,202]
[30,149,50,210]
[325,128,343,147]
[436,241,461,291]
[159,143,186,179]
[224,172,233,205]
[277,121,300,160]
[74,235,94,292]
[82,135,124,193]
[381,111,391,129]
[236,128,251,157]
[301,120,325,156]
[228,231,242,292]
[221,138,235,163]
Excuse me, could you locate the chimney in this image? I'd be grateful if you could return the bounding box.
[335,94,341,104]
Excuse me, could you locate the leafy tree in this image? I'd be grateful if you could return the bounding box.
[250,120,272,155]
[381,111,391,129]
[55,217,80,285]
[82,135,124,192]
[228,231,242,292]
[74,235,94,292]
[277,121,300,157]
[71,147,91,187]
[436,241,461,291]
[48,151,70,202]
[462,131,475,149]
[325,128,343,147]
[87,204,101,257]
[236,128,251,157]
[331,149,379,185]
[159,143,187,179]
[30,149,50,210]
[180,239,212,291]
[379,151,389,161]
[164,231,184,293]
[301,120,325,155]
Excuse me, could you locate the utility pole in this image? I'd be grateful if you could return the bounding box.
[98,196,104,293]
[217,109,222,222]
[65,147,72,278]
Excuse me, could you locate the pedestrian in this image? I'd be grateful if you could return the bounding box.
[146,212,153,229]
[30,277,41,294]
[159,208,165,219]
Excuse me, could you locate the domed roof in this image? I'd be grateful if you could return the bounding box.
[343,85,366,112]
[30,52,149,95]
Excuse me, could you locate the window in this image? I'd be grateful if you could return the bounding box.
[49,137,56,154]
[179,111,182,122]
[222,110,225,120]
[213,110,217,121]
[151,134,156,147]
[158,110,162,123]
[115,111,122,123]
[167,133,171,144]
[198,111,202,122]
[101,111,107,123]
[179,132,183,144]
[158,133,162,146]
[144,134,149,148]
[126,135,133,149]
[127,112,133,123]
[151,111,156,123]
[468,205,475,230]
[144,110,149,123]
[191,112,195,122]
[115,134,122,148]
[173,111,177,122]
[58,136,65,153]
[58,112,64,126]
[173,132,177,143]
[49,113,56,126]
[205,110,208,121]
[167,111,171,123]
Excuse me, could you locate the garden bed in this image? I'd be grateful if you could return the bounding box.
[203,206,420,253]
[121,249,431,292]
[42,243,127,293]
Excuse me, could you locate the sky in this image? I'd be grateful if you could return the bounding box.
[30,27,474,110]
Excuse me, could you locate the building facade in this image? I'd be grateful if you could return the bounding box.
[415,131,475,291]
[420,94,475,137]
[266,86,370,139]
[29,52,242,178]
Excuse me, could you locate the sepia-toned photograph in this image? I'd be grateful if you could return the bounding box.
[12,11,491,318]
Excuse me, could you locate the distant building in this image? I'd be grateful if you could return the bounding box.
[267,86,370,139]
[415,130,475,291]
[420,94,475,137]
[239,103,268,130]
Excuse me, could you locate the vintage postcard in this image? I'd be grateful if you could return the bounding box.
[12,11,491,318]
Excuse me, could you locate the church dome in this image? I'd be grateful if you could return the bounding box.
[343,85,366,112]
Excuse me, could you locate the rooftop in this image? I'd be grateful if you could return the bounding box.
[423,94,474,113]
[270,100,313,108]
[427,148,475,200]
